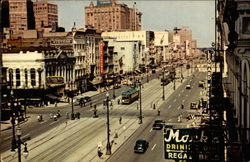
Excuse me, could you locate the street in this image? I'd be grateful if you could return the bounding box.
[1,66,206,162]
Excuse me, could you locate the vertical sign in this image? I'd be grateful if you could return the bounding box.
[99,41,105,75]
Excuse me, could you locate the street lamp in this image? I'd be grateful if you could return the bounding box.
[105,93,111,155]
[137,79,143,124]
[112,73,116,99]
[162,67,165,100]
[11,125,29,162]
[70,81,75,120]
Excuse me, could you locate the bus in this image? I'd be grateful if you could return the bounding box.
[121,88,139,104]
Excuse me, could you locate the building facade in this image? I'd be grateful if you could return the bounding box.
[33,0,58,31]
[8,0,35,36]
[85,0,142,32]
[218,0,250,160]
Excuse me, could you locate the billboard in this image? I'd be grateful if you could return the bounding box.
[97,0,112,6]
[164,127,224,161]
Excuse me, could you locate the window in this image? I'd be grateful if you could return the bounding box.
[121,47,125,50]
[16,69,21,87]
[25,69,28,87]
[9,69,13,87]
[30,68,36,86]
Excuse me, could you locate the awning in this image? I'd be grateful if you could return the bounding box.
[91,77,103,85]
[46,94,60,100]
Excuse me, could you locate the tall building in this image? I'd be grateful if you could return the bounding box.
[85,0,142,32]
[8,0,35,35]
[33,0,58,31]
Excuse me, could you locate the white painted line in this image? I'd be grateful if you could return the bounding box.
[174,99,176,102]
[22,133,30,139]
[150,128,153,132]
[168,105,172,109]
[4,136,12,141]
[151,144,157,151]
[49,122,56,126]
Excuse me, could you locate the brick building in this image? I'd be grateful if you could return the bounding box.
[85,0,142,32]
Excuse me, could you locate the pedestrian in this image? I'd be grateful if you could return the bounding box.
[94,104,97,109]
[97,147,103,158]
[117,99,120,105]
[181,104,184,109]
[157,109,161,116]
[153,103,156,110]
[55,102,57,107]
[66,112,69,119]
[90,102,92,108]
[119,116,122,124]
[136,100,139,109]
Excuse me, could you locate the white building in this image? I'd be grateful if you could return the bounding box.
[103,37,141,74]
[101,31,155,67]
[3,51,46,89]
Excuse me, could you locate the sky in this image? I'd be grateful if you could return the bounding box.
[56,0,215,47]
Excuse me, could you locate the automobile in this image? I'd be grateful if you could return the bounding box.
[186,84,191,89]
[152,120,165,130]
[114,84,121,89]
[134,139,149,153]
[198,80,204,87]
[75,96,92,105]
[83,96,91,102]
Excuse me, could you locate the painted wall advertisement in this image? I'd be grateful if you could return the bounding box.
[164,128,224,161]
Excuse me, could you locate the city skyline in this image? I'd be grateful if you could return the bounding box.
[56,0,215,47]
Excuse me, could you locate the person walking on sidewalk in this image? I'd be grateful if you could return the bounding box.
[119,116,122,124]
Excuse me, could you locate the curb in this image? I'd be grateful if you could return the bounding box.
[1,117,29,132]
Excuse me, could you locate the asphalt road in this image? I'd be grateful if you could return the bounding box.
[0,70,160,153]
[107,71,206,162]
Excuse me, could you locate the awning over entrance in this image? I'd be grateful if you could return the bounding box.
[91,77,103,85]
[46,94,60,101]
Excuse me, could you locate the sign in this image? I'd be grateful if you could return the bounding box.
[99,41,105,75]
[97,0,112,6]
[164,128,224,161]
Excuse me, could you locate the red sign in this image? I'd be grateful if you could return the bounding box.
[99,41,105,75]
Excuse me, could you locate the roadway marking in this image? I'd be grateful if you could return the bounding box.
[49,122,56,126]
[173,99,176,103]
[22,133,30,139]
[151,144,157,151]
[168,105,172,109]
[4,136,12,141]
[150,128,153,132]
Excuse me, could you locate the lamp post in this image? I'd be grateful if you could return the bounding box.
[162,67,165,100]
[11,125,29,162]
[70,81,75,120]
[137,79,143,124]
[105,93,111,155]
[146,68,149,83]
[112,73,116,99]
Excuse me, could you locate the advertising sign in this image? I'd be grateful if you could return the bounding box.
[164,127,224,161]
[99,41,105,75]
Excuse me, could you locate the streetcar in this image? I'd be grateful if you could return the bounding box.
[121,88,139,104]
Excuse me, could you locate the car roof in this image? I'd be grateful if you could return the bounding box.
[136,139,146,143]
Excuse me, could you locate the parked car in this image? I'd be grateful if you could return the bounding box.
[198,80,204,87]
[134,139,149,153]
[186,84,191,89]
[83,96,91,102]
[152,120,165,130]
